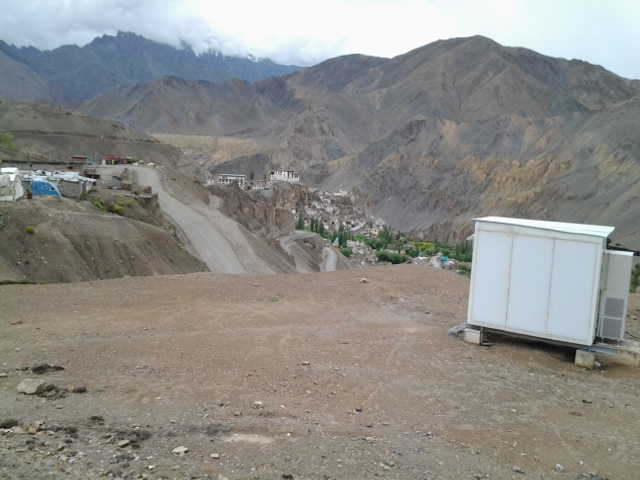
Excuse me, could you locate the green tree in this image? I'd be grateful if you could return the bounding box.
[249,170,255,181]
[296,213,305,230]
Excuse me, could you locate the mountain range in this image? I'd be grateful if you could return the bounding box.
[74,36,640,247]
[1,34,638,247]
[0,31,301,103]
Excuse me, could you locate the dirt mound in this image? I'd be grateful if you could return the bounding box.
[0,196,206,283]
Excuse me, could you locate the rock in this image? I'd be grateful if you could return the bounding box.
[210,453,220,459]
[0,419,19,429]
[11,320,23,325]
[88,415,105,425]
[11,426,25,434]
[512,466,523,474]
[301,361,310,366]
[67,386,87,393]
[31,363,64,374]
[355,407,363,413]
[172,445,189,455]
[0,372,8,378]
[117,440,130,448]
[17,378,46,395]
[554,463,566,473]
[360,277,369,283]
[252,401,264,409]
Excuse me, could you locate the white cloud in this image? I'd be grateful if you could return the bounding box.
[0,0,638,78]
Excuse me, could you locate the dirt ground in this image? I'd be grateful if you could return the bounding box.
[1,266,639,480]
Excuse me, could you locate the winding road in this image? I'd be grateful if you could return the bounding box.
[131,166,250,273]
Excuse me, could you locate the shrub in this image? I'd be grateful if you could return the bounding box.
[340,247,353,257]
[25,225,34,235]
[91,199,106,211]
[631,263,640,293]
[377,250,408,264]
[108,204,125,216]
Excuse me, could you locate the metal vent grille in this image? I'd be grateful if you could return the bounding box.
[601,318,624,340]
[604,297,625,319]
[600,296,626,340]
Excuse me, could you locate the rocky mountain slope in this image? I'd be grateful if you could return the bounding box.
[76,36,640,247]
[0,98,181,167]
[0,31,302,103]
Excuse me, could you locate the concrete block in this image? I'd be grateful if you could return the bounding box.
[595,339,640,367]
[463,328,483,345]
[575,349,596,370]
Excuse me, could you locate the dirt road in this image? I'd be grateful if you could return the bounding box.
[321,246,338,272]
[131,166,274,274]
[1,266,638,480]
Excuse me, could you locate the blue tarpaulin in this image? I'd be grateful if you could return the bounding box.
[31,180,61,196]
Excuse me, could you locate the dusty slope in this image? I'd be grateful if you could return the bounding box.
[0,266,638,479]
[0,196,207,283]
[0,98,181,169]
[77,36,640,247]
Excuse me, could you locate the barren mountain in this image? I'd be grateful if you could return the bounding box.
[0,32,301,103]
[0,98,181,166]
[77,36,640,247]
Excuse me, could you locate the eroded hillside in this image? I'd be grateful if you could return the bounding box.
[78,36,640,247]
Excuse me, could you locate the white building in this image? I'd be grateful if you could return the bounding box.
[217,174,246,189]
[0,167,24,201]
[270,169,300,183]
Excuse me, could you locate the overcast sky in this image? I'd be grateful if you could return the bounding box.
[1,0,638,79]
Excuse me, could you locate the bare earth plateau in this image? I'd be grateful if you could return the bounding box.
[1,266,639,480]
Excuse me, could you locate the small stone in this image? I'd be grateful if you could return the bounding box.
[301,361,310,366]
[355,407,363,413]
[582,399,593,404]
[147,465,156,470]
[117,440,130,448]
[67,386,87,394]
[31,364,64,374]
[554,463,566,473]
[252,401,264,409]
[253,283,260,287]
[0,419,19,429]
[11,320,23,325]
[17,378,46,395]
[172,445,188,455]
[360,277,369,283]
[512,466,523,473]
[0,372,8,378]
[12,426,25,434]
[210,453,220,459]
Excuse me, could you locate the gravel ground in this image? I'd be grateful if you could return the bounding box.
[1,265,639,480]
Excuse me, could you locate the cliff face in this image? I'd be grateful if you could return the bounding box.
[76,36,640,247]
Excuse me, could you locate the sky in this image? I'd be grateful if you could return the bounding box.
[0,0,638,79]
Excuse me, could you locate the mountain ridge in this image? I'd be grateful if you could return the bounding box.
[0,31,303,103]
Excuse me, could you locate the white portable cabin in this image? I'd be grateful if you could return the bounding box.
[467,216,633,346]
